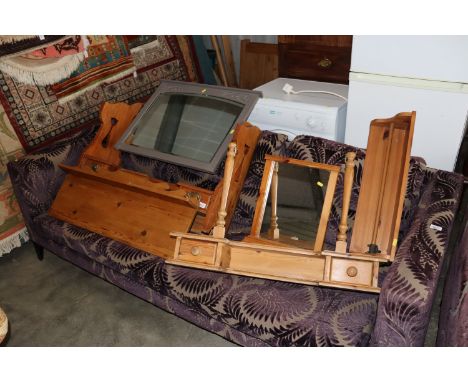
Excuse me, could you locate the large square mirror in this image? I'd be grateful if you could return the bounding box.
[248,155,340,253]
[116,80,261,173]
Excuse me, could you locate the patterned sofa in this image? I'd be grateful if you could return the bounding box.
[437,209,468,346]
[7,125,463,346]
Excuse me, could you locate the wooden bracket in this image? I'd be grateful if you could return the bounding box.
[49,102,261,259]
[349,112,416,261]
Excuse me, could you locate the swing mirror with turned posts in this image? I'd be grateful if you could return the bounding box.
[244,155,340,253]
[169,109,416,293]
[169,148,368,291]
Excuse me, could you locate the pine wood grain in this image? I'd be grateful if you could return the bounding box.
[80,102,143,167]
[349,112,416,260]
[50,174,197,259]
[169,233,382,293]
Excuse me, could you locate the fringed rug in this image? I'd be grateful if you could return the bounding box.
[0,36,37,45]
[0,36,86,86]
[0,103,28,256]
[0,35,68,59]
[27,35,84,58]
[51,36,135,102]
[0,35,201,152]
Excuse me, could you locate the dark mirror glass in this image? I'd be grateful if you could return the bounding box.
[260,162,330,250]
[125,93,243,163]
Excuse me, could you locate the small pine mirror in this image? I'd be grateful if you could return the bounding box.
[248,155,340,253]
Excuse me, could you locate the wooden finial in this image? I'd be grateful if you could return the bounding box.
[213,143,237,238]
[335,151,356,253]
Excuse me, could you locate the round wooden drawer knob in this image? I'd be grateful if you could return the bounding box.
[191,246,201,256]
[346,266,358,277]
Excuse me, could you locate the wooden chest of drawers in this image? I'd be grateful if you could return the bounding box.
[278,36,352,84]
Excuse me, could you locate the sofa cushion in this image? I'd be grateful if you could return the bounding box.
[33,213,378,346]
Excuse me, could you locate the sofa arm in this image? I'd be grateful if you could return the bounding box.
[370,168,464,346]
[437,218,468,346]
[7,128,96,241]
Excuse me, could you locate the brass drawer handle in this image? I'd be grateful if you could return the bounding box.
[317,57,332,68]
[191,246,201,256]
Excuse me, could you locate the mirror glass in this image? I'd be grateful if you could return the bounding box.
[260,162,330,250]
[125,93,243,163]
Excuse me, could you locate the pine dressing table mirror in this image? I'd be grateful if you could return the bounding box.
[243,155,339,253]
[169,148,381,292]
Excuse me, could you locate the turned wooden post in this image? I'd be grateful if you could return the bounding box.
[213,143,237,238]
[268,161,280,239]
[335,152,356,253]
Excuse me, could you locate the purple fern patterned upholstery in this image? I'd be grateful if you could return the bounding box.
[7,126,98,244]
[371,169,462,345]
[7,128,463,346]
[437,218,468,346]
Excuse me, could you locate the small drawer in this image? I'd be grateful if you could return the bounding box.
[279,43,351,84]
[177,239,217,265]
[329,258,373,286]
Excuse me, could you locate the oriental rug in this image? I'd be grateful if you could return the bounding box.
[0,35,201,152]
[0,36,86,86]
[28,35,84,58]
[0,36,36,45]
[51,35,135,102]
[0,103,27,256]
[0,35,68,59]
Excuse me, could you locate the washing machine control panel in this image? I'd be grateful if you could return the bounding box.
[248,99,342,141]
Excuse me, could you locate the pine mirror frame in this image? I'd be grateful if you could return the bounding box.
[249,155,341,253]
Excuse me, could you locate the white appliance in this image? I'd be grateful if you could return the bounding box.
[346,36,468,171]
[248,78,349,142]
